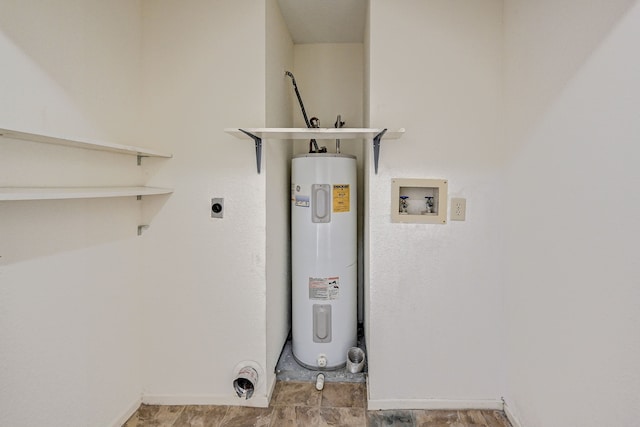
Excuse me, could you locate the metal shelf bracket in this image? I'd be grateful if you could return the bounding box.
[239,129,262,174]
[373,128,388,174]
[231,127,397,174]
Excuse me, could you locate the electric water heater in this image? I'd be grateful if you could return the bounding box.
[291,153,357,369]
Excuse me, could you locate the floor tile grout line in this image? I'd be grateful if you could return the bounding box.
[167,405,186,427]
[126,383,513,427]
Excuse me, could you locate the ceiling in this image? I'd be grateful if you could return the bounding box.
[277,0,367,44]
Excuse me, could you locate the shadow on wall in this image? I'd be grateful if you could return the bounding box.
[0,0,142,140]
[0,194,171,266]
[503,0,638,159]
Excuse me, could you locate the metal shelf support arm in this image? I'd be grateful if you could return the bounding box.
[239,129,262,174]
[373,128,388,174]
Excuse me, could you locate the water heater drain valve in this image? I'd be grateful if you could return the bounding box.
[317,354,328,368]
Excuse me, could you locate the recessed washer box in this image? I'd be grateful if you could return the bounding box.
[391,178,448,224]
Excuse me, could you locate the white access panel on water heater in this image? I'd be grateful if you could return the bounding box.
[291,153,357,369]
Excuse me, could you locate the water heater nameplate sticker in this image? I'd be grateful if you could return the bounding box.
[293,184,310,207]
[295,195,309,207]
[332,184,350,213]
[309,277,340,300]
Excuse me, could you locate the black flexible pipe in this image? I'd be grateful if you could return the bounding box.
[285,71,320,153]
[285,71,310,128]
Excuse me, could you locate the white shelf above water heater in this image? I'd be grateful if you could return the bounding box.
[224,127,405,174]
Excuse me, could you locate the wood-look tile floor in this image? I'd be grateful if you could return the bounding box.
[123,381,512,426]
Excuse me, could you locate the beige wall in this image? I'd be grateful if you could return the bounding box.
[0,1,146,426]
[265,0,294,396]
[367,0,505,408]
[140,0,278,407]
[1,3,294,425]
[4,1,639,425]
[503,0,640,425]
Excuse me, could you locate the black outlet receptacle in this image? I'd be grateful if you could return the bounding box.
[211,198,224,218]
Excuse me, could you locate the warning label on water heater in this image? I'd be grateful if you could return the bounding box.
[309,277,340,300]
[332,184,350,213]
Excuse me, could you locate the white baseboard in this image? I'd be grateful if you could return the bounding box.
[142,393,270,408]
[503,400,523,427]
[142,372,276,409]
[109,396,142,427]
[367,398,503,411]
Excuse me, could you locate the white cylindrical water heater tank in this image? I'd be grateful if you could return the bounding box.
[291,153,357,369]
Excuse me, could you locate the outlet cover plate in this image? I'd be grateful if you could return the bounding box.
[211,198,224,218]
[451,198,466,221]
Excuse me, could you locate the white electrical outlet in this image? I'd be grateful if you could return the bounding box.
[451,198,466,221]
